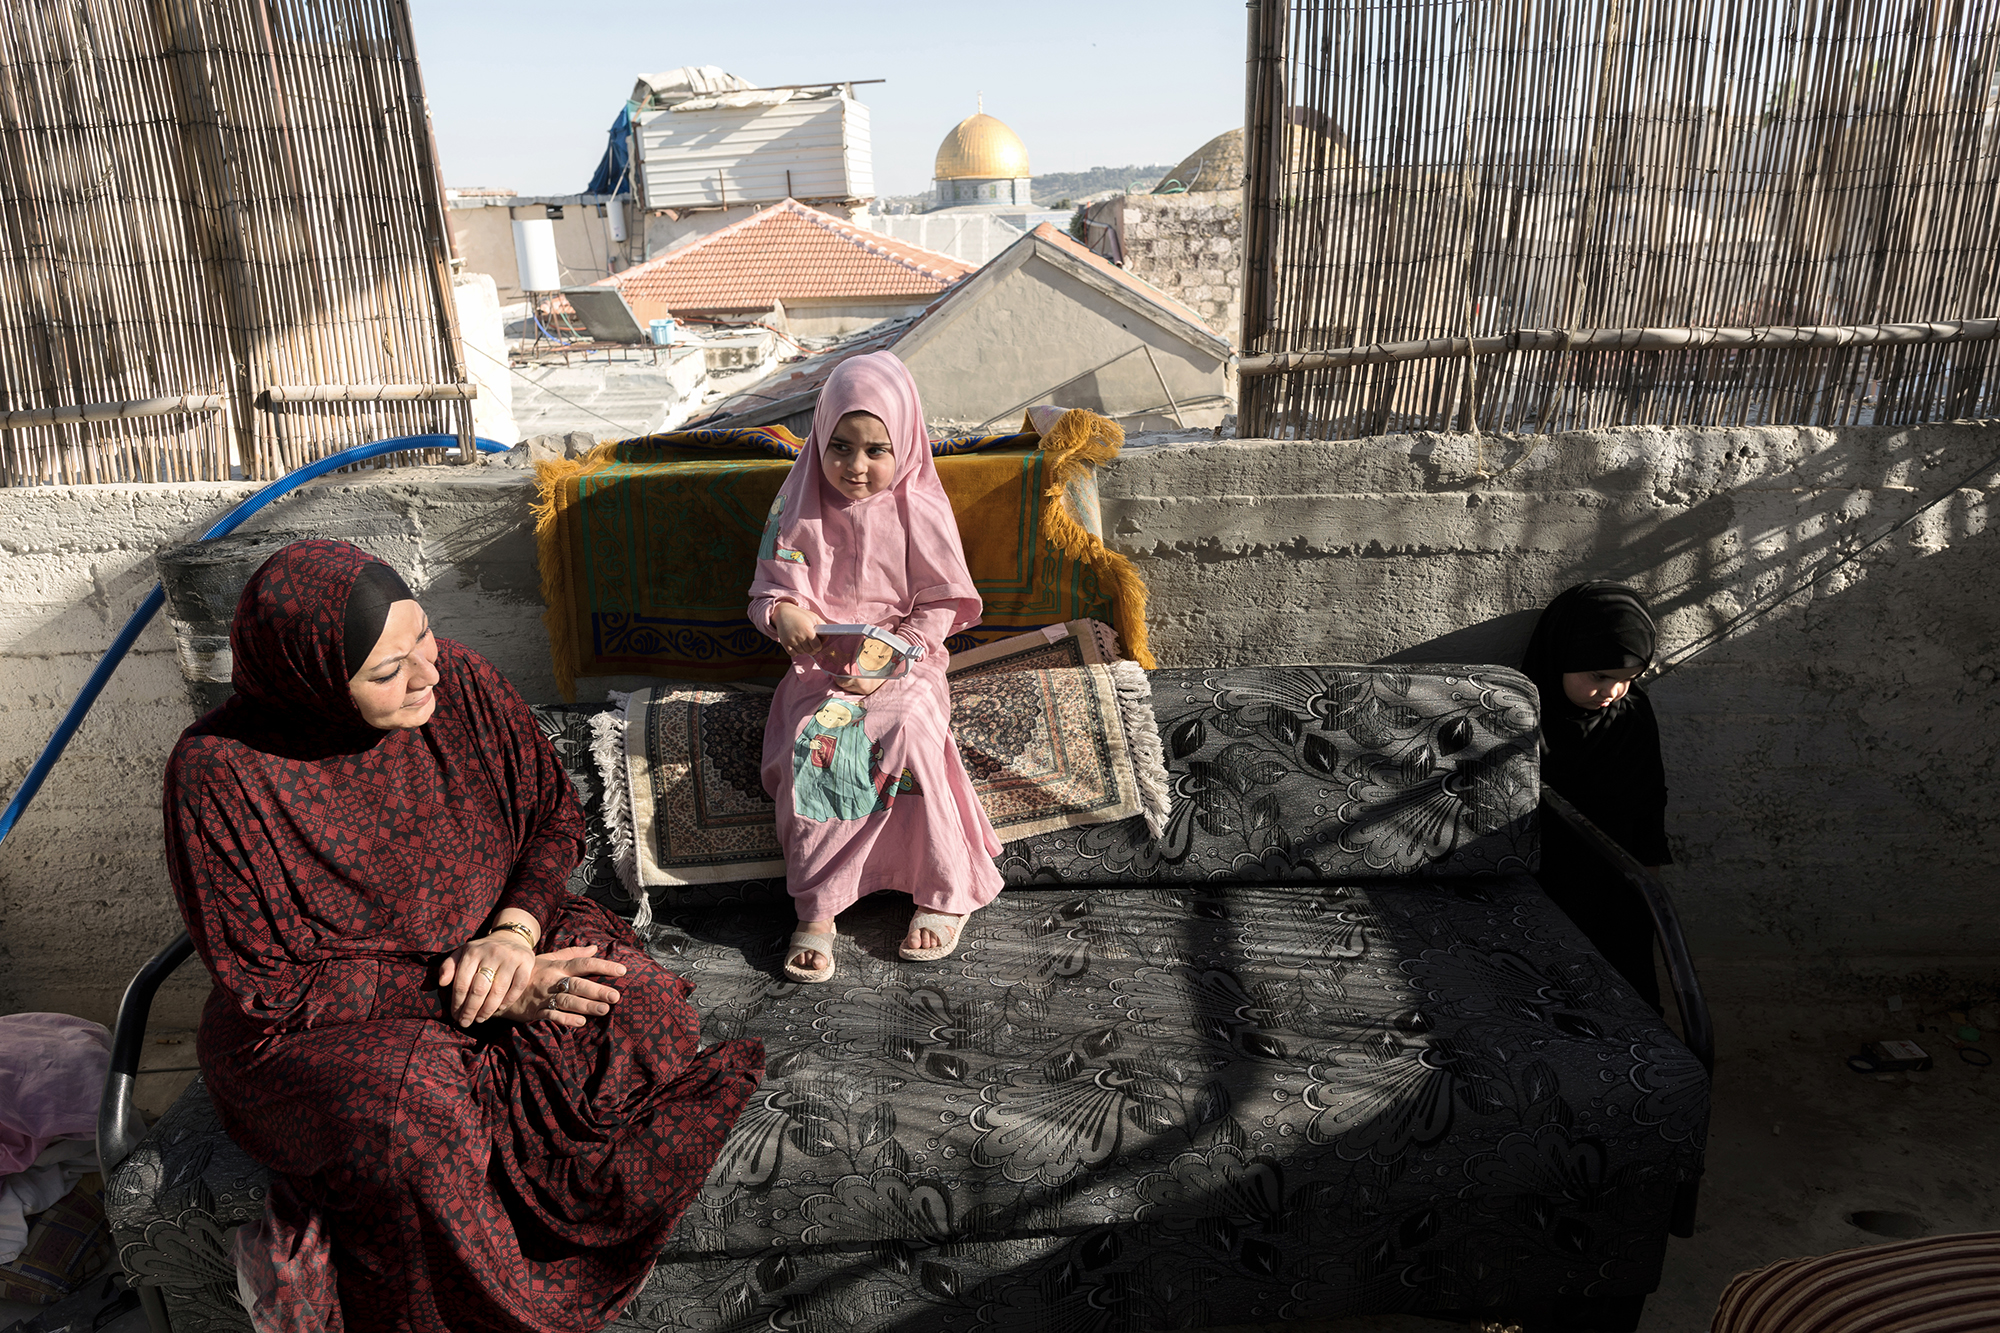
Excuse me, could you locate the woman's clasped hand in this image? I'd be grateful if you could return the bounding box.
[438,934,627,1028]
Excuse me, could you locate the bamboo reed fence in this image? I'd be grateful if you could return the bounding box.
[0,0,469,485]
[1238,0,2000,440]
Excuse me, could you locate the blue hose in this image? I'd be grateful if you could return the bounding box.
[0,434,510,849]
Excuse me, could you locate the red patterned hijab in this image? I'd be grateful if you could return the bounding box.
[231,539,386,727]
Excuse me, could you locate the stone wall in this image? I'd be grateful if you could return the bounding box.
[1084,191,1242,341]
[1,420,1993,1027]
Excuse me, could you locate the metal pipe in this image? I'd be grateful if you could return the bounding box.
[98,932,196,1175]
[1138,344,1187,429]
[0,394,226,431]
[260,383,478,404]
[969,346,1147,432]
[1234,316,2000,377]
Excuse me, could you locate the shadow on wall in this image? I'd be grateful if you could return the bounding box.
[1383,427,1994,676]
[1379,608,1541,666]
[1380,424,1999,987]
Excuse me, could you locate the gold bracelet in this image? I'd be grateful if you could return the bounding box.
[486,921,537,951]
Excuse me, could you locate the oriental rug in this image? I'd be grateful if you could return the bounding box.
[531,410,1153,697]
[609,620,1168,890]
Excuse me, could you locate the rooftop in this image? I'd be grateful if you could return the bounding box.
[590,199,974,314]
[691,220,1225,432]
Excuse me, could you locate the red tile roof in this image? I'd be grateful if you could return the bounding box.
[694,222,1228,429]
[594,200,974,316]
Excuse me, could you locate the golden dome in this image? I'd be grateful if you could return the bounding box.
[933,113,1030,181]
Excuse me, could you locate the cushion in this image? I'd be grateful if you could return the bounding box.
[0,1177,112,1303]
[1711,1232,2000,1333]
[995,664,1540,884]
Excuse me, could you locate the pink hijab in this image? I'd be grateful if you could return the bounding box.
[748,352,981,634]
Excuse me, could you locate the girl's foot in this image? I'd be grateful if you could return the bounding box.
[785,920,837,983]
[899,909,966,962]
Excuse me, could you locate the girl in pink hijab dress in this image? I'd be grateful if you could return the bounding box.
[747,351,1004,982]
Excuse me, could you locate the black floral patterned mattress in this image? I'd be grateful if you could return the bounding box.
[618,874,1702,1327]
[109,665,1708,1332]
[546,666,1545,914]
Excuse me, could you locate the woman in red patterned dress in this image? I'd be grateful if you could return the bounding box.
[162,539,762,1332]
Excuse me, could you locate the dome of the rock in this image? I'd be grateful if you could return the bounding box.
[933,113,1031,181]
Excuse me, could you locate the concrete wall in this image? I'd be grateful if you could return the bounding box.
[850,212,1025,267]
[1106,421,2000,996]
[1,420,1993,1028]
[0,467,559,1029]
[450,198,637,305]
[782,299,934,340]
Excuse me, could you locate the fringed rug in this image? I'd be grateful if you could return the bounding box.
[532,409,1153,697]
[596,621,1168,901]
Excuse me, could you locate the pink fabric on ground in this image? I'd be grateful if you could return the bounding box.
[747,353,1002,923]
[0,1014,109,1178]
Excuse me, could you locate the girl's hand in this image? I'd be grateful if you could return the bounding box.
[770,602,822,658]
[495,945,627,1028]
[835,675,887,696]
[440,931,538,1026]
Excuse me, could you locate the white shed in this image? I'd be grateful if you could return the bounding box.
[636,88,873,210]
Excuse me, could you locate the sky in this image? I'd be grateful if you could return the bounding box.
[408,0,1246,199]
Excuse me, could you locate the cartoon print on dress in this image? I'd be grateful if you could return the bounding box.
[818,632,899,679]
[756,491,786,562]
[792,697,916,821]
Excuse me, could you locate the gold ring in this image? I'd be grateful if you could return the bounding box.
[477,966,497,981]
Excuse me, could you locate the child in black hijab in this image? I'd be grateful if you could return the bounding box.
[1521,581,1672,1010]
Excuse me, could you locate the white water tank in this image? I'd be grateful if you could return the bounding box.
[603,198,627,243]
[512,218,560,292]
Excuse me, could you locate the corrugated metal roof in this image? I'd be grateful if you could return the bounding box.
[636,95,873,209]
[596,200,973,313]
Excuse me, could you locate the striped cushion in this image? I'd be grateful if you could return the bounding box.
[1713,1233,2000,1332]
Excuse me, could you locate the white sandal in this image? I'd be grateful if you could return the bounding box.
[783,928,837,983]
[899,909,966,962]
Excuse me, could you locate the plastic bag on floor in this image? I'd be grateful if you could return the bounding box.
[231,1176,342,1333]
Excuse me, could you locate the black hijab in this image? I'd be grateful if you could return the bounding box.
[1521,581,1658,750]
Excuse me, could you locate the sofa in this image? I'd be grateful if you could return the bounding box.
[102,663,1712,1332]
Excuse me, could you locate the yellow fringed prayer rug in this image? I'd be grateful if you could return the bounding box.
[531,408,1154,697]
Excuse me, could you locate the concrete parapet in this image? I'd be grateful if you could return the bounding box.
[0,420,1994,1023]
